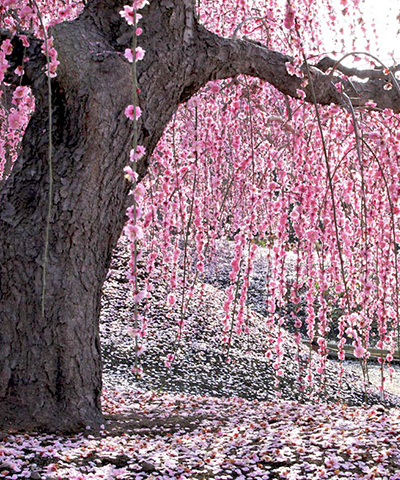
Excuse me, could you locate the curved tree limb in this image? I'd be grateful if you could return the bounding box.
[316,56,400,80]
[3,1,400,114]
[195,26,400,112]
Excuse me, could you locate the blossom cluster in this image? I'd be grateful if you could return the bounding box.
[127,0,400,392]
[0,0,81,182]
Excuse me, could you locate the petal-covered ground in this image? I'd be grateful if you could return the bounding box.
[1,389,400,479]
[2,238,400,479]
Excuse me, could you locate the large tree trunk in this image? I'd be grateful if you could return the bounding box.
[0,11,133,432]
[1,0,399,432]
[0,0,211,432]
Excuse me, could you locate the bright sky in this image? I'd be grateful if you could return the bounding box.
[323,0,400,68]
[361,0,400,63]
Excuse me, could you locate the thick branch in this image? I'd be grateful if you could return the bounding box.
[316,56,400,80]
[198,28,400,113]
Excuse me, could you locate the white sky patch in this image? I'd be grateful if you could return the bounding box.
[360,0,400,63]
[322,0,400,68]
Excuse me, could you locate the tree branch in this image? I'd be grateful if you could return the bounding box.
[316,56,400,80]
[197,27,400,113]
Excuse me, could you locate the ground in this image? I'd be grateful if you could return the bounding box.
[2,390,400,479]
[1,238,400,479]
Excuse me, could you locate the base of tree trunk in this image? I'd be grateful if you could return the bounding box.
[0,400,103,433]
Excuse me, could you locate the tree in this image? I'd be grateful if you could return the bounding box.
[0,0,399,432]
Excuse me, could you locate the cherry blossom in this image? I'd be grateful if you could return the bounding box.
[125,104,142,121]
[124,224,144,241]
[130,145,146,161]
[136,46,145,61]
[8,110,23,129]
[119,6,135,25]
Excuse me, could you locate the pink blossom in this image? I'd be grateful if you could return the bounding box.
[19,5,33,20]
[135,183,146,198]
[124,224,144,240]
[124,47,145,64]
[294,318,302,328]
[223,299,230,313]
[120,6,135,25]
[19,35,30,47]
[296,88,306,100]
[305,229,319,243]
[125,104,142,121]
[285,61,296,76]
[284,4,295,29]
[12,86,28,103]
[133,289,147,303]
[8,110,23,129]
[41,41,60,77]
[1,39,12,55]
[131,205,142,219]
[353,344,365,359]
[123,166,138,182]
[130,145,146,161]
[210,82,220,94]
[14,65,23,76]
[124,48,134,63]
[167,293,176,306]
[338,350,345,361]
[136,46,145,61]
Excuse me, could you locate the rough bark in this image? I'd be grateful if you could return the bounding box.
[0,0,399,432]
